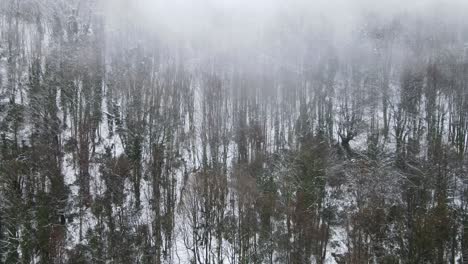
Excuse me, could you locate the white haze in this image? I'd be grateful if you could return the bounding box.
[96,0,468,77]
[100,0,468,43]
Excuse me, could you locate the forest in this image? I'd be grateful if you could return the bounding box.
[1,0,468,263]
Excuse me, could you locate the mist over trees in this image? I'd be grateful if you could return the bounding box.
[1,0,468,263]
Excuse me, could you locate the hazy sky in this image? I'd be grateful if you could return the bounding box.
[102,0,467,33]
[98,0,468,72]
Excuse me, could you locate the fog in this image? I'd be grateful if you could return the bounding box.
[98,0,468,77]
[2,0,468,263]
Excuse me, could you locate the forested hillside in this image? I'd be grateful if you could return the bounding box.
[1,0,468,263]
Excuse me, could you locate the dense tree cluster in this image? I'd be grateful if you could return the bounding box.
[1,0,468,263]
